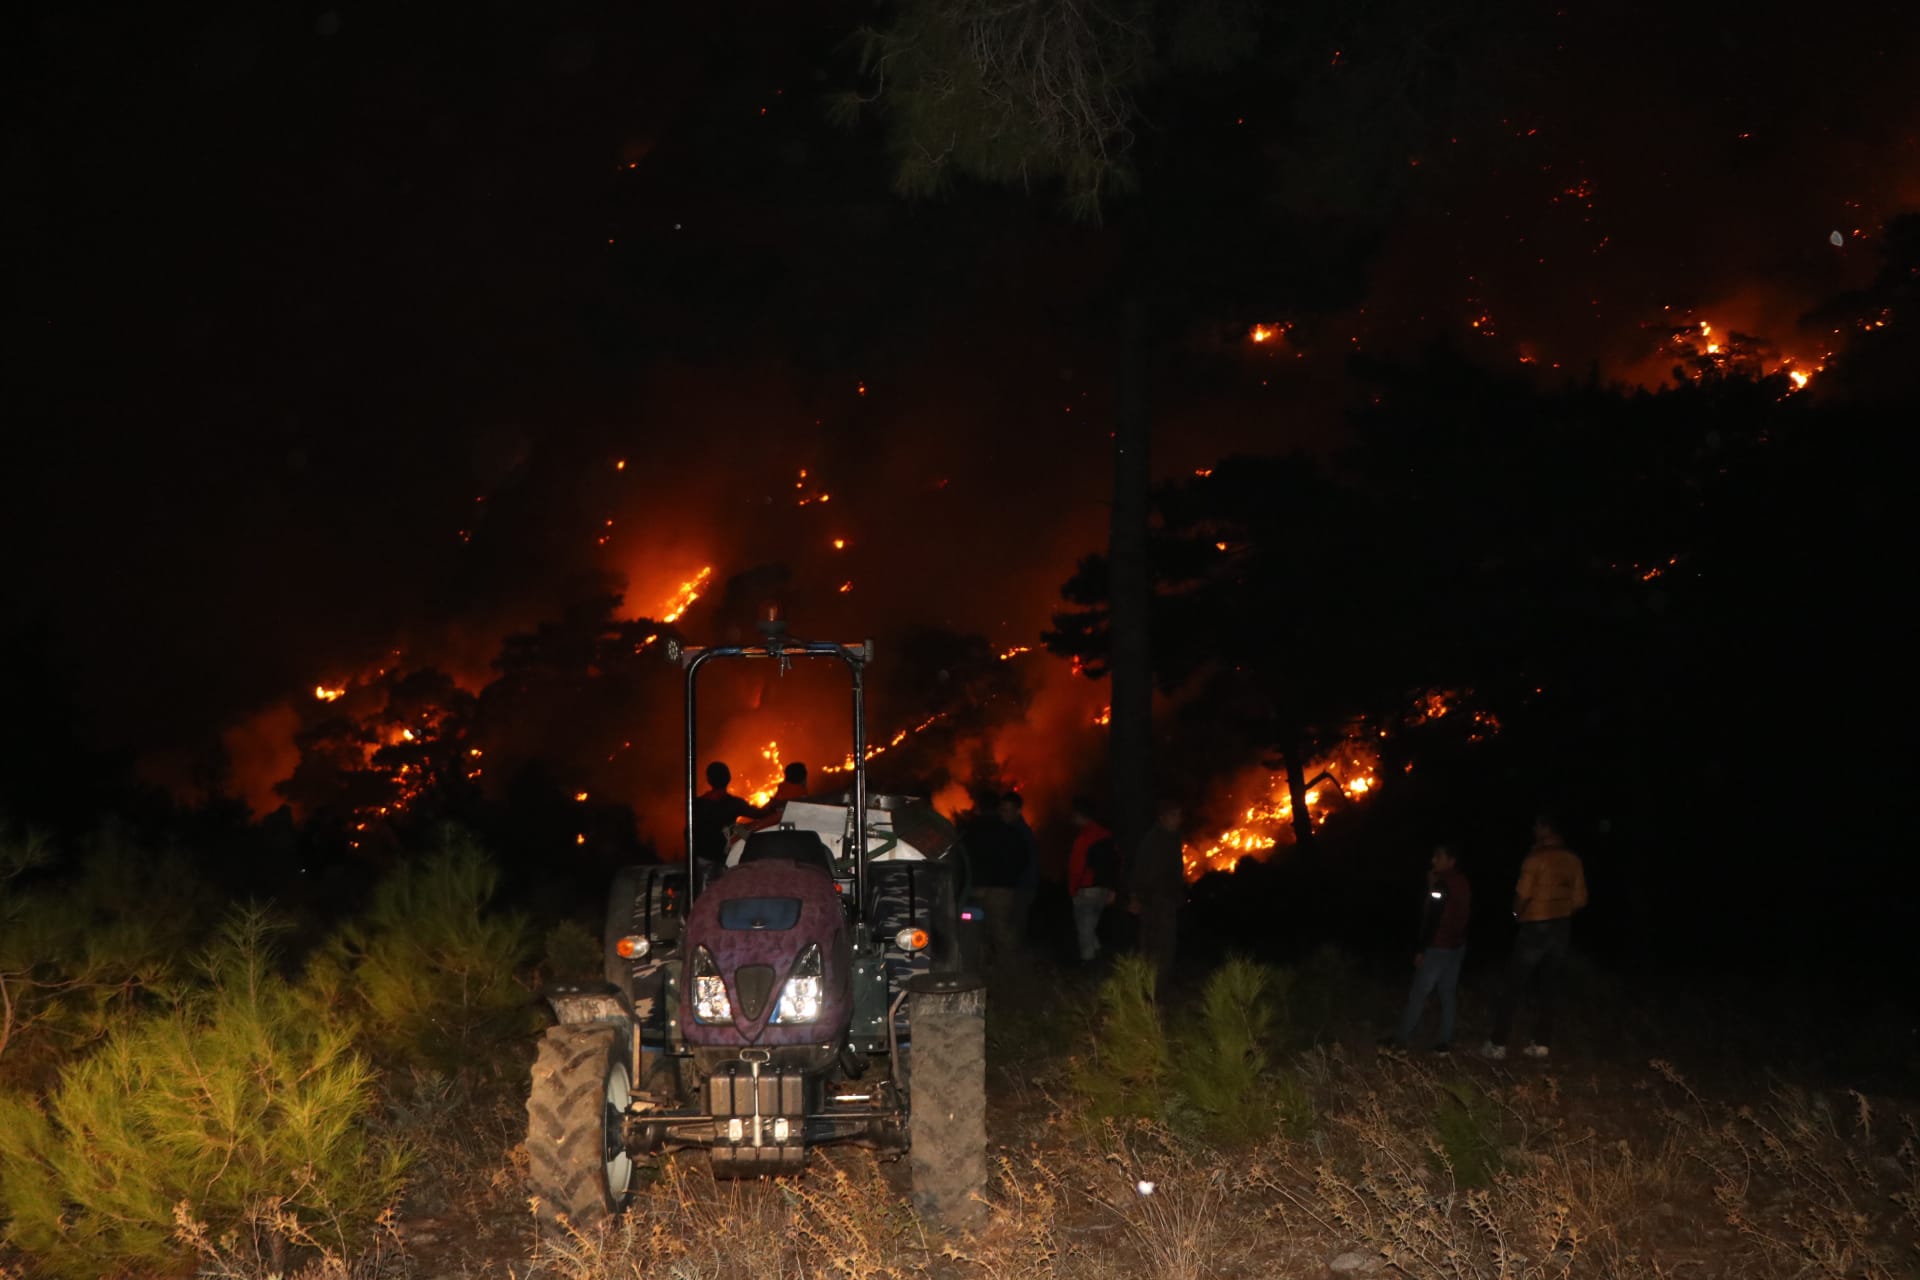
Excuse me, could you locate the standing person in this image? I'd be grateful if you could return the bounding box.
[1066,796,1118,963]
[751,762,809,830]
[964,794,1029,970]
[1128,799,1186,986]
[691,762,763,887]
[1382,845,1472,1053]
[1007,792,1041,953]
[1483,817,1588,1061]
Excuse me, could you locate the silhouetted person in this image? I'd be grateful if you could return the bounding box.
[1484,818,1588,1061]
[1066,795,1117,963]
[1383,844,1472,1053]
[1006,790,1040,950]
[1129,799,1186,986]
[965,793,1030,970]
[752,762,809,830]
[691,762,762,886]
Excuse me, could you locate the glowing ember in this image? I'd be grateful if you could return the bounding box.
[574,791,589,802]
[832,538,847,550]
[838,580,852,593]
[314,685,345,702]
[1194,468,1213,478]
[1092,704,1112,726]
[998,645,1032,661]
[575,833,586,845]
[1248,324,1278,343]
[615,459,627,471]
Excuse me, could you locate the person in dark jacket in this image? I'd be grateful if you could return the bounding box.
[1383,844,1472,1052]
[691,762,763,888]
[1128,799,1186,985]
[965,794,1030,969]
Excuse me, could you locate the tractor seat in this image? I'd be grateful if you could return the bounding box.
[738,828,837,878]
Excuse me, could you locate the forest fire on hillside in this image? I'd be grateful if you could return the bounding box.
[1182,741,1384,878]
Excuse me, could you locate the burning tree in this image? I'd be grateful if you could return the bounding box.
[1051,454,1394,855]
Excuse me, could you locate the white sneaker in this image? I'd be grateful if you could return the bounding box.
[1522,1043,1551,1060]
[1480,1041,1506,1061]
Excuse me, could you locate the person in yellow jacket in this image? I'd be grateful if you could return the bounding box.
[1482,817,1588,1061]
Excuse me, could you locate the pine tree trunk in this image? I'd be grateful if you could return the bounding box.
[1285,749,1316,852]
[1110,295,1154,855]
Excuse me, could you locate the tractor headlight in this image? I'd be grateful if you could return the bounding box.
[691,946,730,1022]
[769,944,824,1024]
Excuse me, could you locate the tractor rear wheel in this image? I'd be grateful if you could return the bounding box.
[527,1024,634,1236]
[906,974,987,1228]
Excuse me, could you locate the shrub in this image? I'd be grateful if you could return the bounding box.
[0,824,207,1085]
[1430,1077,1507,1188]
[0,910,407,1279]
[1171,956,1277,1143]
[308,829,537,1071]
[1071,955,1171,1123]
[541,918,604,986]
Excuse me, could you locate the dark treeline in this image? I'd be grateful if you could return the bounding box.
[1047,284,1917,996]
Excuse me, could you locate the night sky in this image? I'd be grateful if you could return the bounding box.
[6,0,1915,824]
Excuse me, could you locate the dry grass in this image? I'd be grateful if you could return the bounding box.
[25,980,1908,1280]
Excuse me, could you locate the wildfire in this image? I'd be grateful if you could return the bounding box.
[1665,317,1826,393]
[314,685,345,702]
[745,741,786,807]
[1183,741,1384,879]
[657,567,714,623]
[1092,705,1112,726]
[1181,688,1503,879]
[821,712,948,776]
[1249,324,1278,344]
[998,645,1032,661]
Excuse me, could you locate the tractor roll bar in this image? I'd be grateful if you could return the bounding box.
[671,638,873,921]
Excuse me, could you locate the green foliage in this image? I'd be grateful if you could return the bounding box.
[0,910,407,1278]
[308,830,536,1071]
[541,918,603,986]
[1430,1078,1506,1188]
[0,823,206,1084]
[1071,955,1171,1123]
[1075,955,1319,1145]
[1170,956,1275,1143]
[847,0,1158,219]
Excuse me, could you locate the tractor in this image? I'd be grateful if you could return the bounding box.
[525,620,986,1235]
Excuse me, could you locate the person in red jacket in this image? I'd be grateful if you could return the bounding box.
[1382,844,1472,1053]
[1065,796,1118,963]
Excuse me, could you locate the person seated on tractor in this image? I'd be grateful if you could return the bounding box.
[751,762,809,830]
[693,761,763,886]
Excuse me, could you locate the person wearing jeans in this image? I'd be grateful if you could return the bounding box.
[1384,844,1472,1052]
[1484,818,1588,1061]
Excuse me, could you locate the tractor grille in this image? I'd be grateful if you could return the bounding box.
[734,965,776,1021]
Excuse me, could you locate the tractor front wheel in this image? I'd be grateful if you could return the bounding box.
[527,1024,634,1236]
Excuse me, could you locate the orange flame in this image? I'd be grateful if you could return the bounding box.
[658,567,714,623]
[314,685,345,702]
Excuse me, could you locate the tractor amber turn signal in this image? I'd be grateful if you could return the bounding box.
[615,935,650,959]
[893,927,930,951]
